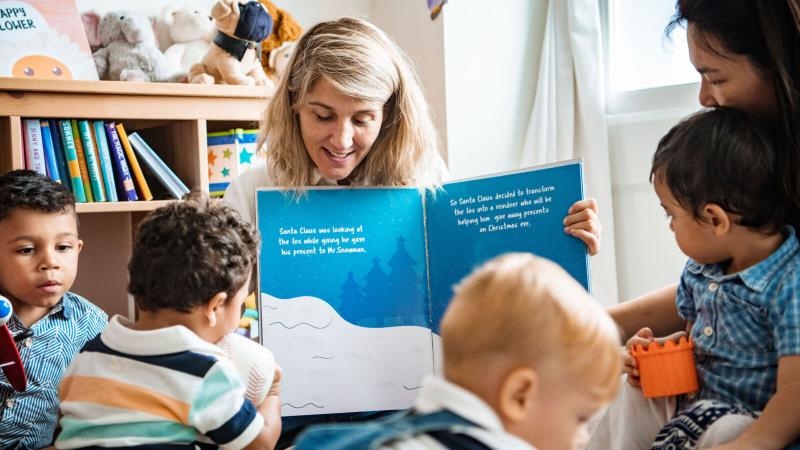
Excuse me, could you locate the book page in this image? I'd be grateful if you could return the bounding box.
[256,187,434,416]
[425,161,590,335]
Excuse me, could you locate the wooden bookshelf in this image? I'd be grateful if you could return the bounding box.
[0,78,272,318]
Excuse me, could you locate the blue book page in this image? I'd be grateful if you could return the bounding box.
[256,187,434,416]
[425,161,589,333]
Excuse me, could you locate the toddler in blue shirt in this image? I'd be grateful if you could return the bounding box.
[0,170,107,449]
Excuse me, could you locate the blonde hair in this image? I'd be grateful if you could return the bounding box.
[441,253,621,401]
[261,17,442,188]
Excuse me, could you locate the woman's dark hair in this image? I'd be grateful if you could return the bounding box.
[651,108,785,233]
[667,0,800,228]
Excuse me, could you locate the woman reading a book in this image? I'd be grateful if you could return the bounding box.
[224,16,603,448]
[224,16,602,254]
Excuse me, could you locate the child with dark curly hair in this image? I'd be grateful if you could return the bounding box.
[56,193,282,450]
[0,170,107,449]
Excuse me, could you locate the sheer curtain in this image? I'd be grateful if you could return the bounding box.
[520,0,619,304]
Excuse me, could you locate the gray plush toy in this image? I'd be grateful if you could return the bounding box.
[92,11,174,82]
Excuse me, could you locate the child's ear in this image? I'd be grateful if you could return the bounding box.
[497,367,538,424]
[76,239,84,255]
[702,203,731,235]
[203,292,228,327]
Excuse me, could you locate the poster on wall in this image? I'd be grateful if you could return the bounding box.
[256,159,590,416]
[0,0,98,80]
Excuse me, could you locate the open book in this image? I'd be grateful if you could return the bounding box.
[256,159,589,416]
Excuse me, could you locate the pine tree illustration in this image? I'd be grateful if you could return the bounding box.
[387,236,425,326]
[362,257,389,327]
[338,271,365,325]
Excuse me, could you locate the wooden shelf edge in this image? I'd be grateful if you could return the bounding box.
[76,200,175,214]
[0,78,274,100]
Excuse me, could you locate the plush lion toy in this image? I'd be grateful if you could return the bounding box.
[257,0,302,81]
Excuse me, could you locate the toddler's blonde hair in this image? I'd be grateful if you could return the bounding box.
[441,253,621,400]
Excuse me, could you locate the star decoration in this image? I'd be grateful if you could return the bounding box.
[208,151,218,167]
[222,167,230,178]
[223,148,232,159]
[240,149,254,164]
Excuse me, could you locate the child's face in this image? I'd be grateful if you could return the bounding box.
[654,177,723,264]
[0,209,82,310]
[517,376,605,450]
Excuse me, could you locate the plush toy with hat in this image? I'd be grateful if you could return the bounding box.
[256,0,302,81]
[188,0,274,86]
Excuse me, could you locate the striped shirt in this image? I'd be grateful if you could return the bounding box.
[0,291,107,450]
[676,227,800,412]
[56,315,263,449]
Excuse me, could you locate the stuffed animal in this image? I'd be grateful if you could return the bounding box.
[217,332,277,405]
[268,40,295,80]
[92,11,175,82]
[256,0,302,81]
[161,6,216,72]
[188,0,274,87]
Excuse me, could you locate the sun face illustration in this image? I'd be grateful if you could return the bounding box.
[0,29,97,80]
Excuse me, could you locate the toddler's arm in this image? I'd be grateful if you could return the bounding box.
[243,366,282,450]
[710,355,800,450]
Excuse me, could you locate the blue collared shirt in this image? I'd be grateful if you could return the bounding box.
[676,227,800,412]
[0,292,107,449]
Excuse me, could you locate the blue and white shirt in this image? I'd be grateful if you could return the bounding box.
[0,292,107,449]
[676,227,800,412]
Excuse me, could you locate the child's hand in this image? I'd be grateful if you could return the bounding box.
[623,327,655,387]
[266,365,282,398]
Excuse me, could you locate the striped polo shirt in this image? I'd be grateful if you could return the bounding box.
[0,291,107,449]
[56,315,264,449]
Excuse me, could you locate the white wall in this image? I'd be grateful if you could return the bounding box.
[607,84,699,301]
[442,0,548,179]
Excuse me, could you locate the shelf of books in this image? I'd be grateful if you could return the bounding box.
[0,78,271,318]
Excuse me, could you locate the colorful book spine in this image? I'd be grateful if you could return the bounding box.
[71,120,94,202]
[22,119,47,176]
[57,120,87,202]
[114,123,153,201]
[77,120,106,202]
[39,120,62,184]
[128,132,190,199]
[49,119,71,191]
[104,122,138,201]
[92,120,118,202]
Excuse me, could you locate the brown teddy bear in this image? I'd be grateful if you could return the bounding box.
[257,0,302,81]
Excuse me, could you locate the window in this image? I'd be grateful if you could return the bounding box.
[607,0,698,92]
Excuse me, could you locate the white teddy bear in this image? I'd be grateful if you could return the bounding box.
[161,6,216,72]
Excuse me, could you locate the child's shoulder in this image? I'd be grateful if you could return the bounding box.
[62,291,108,331]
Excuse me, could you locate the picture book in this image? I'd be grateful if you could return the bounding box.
[92,120,118,202]
[256,160,589,416]
[48,119,71,191]
[207,128,261,197]
[103,122,138,202]
[115,124,153,201]
[39,119,61,184]
[128,132,190,199]
[77,120,106,202]
[22,118,46,176]
[71,119,94,202]
[57,120,86,202]
[0,0,98,80]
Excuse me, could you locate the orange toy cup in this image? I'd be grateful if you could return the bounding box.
[630,336,698,398]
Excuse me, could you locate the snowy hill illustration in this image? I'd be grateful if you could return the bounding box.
[261,293,440,416]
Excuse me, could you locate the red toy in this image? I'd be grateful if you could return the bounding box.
[0,295,27,391]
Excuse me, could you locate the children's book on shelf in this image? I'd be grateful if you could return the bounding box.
[255,159,589,416]
[70,119,94,202]
[57,120,86,202]
[115,124,153,201]
[39,119,61,184]
[22,118,46,176]
[128,132,190,199]
[208,128,261,197]
[103,122,138,202]
[47,119,70,191]
[0,0,98,80]
[91,120,118,202]
[76,120,106,202]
